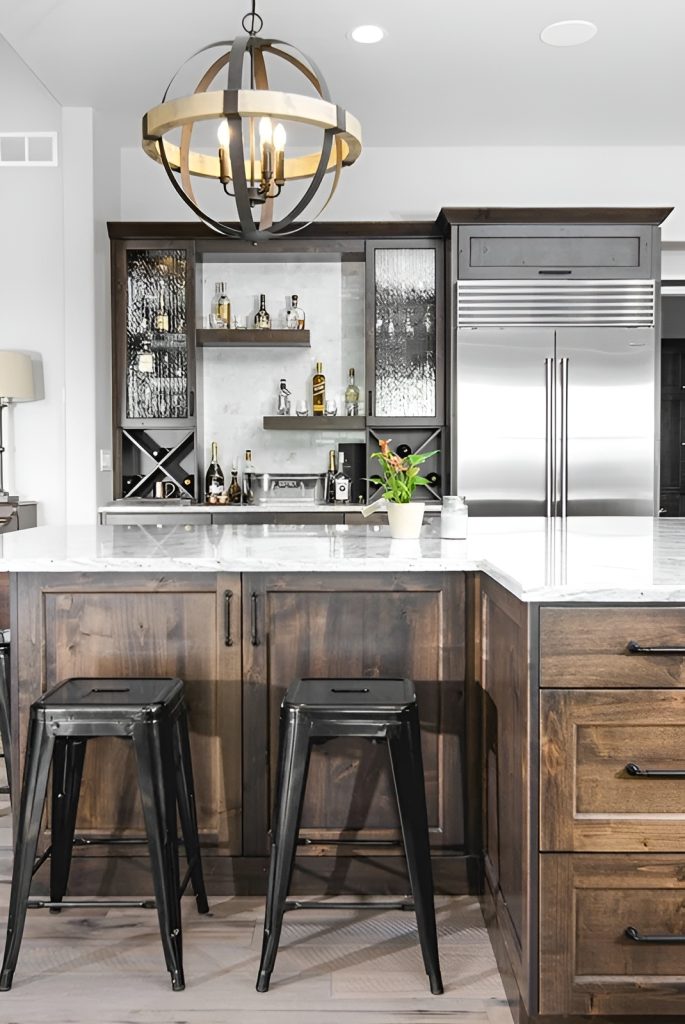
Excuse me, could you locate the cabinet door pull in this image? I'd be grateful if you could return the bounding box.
[251,592,260,647]
[625,926,685,944]
[627,640,685,655]
[189,389,195,417]
[625,761,685,779]
[223,589,233,647]
[368,390,373,418]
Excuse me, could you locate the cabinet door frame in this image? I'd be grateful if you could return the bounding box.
[112,238,198,431]
[365,238,445,427]
[241,571,465,856]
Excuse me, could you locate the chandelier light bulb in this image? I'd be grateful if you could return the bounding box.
[258,117,273,146]
[217,118,230,147]
[273,122,286,151]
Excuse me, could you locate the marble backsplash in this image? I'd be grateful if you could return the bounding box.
[200,260,365,477]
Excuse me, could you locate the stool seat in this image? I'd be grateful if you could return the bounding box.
[0,675,208,993]
[257,676,443,996]
[285,677,415,711]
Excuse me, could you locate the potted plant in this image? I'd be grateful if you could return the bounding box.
[369,439,439,539]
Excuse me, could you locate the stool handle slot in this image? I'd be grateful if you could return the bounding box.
[331,687,370,693]
[89,688,130,694]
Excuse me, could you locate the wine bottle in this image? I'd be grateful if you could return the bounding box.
[277,378,292,415]
[154,282,169,333]
[312,361,325,416]
[228,464,242,504]
[286,294,305,330]
[325,449,336,504]
[205,441,224,499]
[425,471,441,488]
[242,449,255,505]
[344,367,360,415]
[254,294,271,329]
[334,452,350,504]
[396,443,412,459]
[211,281,230,328]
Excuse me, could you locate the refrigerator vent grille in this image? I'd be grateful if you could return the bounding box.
[457,279,655,327]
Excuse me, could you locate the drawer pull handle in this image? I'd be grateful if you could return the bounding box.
[625,926,685,944]
[251,592,260,647]
[625,761,685,779]
[627,640,685,655]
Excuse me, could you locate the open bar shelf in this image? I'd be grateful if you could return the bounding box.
[196,328,310,348]
[263,416,366,431]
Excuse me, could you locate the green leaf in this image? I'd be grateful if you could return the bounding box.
[413,475,430,486]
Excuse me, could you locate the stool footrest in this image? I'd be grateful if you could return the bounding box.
[297,837,402,848]
[28,898,156,910]
[72,835,185,847]
[284,900,414,913]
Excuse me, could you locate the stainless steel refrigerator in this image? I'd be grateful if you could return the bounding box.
[453,280,658,516]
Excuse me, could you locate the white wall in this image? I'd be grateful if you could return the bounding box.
[0,36,66,525]
[121,144,685,240]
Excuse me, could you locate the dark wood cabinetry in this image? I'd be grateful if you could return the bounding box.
[10,569,469,895]
[660,295,685,516]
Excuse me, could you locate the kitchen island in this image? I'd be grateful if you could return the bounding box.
[3,515,685,1023]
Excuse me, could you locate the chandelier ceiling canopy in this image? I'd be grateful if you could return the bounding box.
[142,2,362,241]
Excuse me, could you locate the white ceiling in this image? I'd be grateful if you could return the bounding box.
[1,0,684,148]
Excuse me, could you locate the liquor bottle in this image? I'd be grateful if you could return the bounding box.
[205,441,224,499]
[312,361,325,415]
[228,464,242,504]
[286,294,305,330]
[211,281,231,328]
[277,378,292,415]
[344,367,360,415]
[325,449,337,504]
[334,452,350,504]
[242,449,255,505]
[154,283,169,333]
[254,294,271,329]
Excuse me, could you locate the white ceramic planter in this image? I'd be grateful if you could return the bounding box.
[386,501,425,539]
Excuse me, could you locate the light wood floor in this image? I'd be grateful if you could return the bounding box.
[0,770,512,1024]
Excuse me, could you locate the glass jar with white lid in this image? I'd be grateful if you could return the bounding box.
[441,495,468,539]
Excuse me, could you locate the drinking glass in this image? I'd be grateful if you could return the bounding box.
[295,399,309,416]
[324,399,337,416]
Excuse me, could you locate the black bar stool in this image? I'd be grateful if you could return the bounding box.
[0,631,10,801]
[0,676,209,993]
[256,677,443,995]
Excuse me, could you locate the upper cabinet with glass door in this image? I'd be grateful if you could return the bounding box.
[366,240,444,426]
[117,243,196,427]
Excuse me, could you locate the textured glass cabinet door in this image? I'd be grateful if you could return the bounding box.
[366,240,444,424]
[124,248,194,423]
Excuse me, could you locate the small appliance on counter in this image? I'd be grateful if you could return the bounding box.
[254,472,326,505]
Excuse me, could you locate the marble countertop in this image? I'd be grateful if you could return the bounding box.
[2,517,685,603]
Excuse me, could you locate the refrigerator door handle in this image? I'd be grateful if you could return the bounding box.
[559,357,569,518]
[545,357,555,518]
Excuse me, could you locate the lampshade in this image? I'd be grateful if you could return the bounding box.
[0,352,35,401]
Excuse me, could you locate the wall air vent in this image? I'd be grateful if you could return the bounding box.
[0,132,58,167]
[457,279,655,328]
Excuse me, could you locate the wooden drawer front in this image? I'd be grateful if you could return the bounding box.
[542,689,685,851]
[540,606,685,687]
[540,854,685,1016]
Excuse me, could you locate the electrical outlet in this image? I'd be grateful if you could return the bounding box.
[99,449,112,472]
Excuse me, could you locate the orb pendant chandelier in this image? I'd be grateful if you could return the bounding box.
[142,0,362,241]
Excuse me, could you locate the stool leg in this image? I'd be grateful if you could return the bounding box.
[387,713,444,995]
[173,708,209,914]
[132,717,184,992]
[49,737,86,912]
[0,646,12,800]
[0,716,55,991]
[256,709,311,993]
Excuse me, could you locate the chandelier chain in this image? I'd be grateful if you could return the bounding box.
[241,0,263,36]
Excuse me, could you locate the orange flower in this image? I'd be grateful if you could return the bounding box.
[388,454,406,472]
[378,438,391,455]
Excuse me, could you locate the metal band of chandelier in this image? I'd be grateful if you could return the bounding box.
[142,1,362,241]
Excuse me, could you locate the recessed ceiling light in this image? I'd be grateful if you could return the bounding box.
[349,25,386,44]
[540,20,597,47]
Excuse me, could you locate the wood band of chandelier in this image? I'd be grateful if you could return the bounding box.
[142,89,363,182]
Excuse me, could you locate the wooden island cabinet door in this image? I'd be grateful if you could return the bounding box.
[241,572,465,858]
[14,572,242,853]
